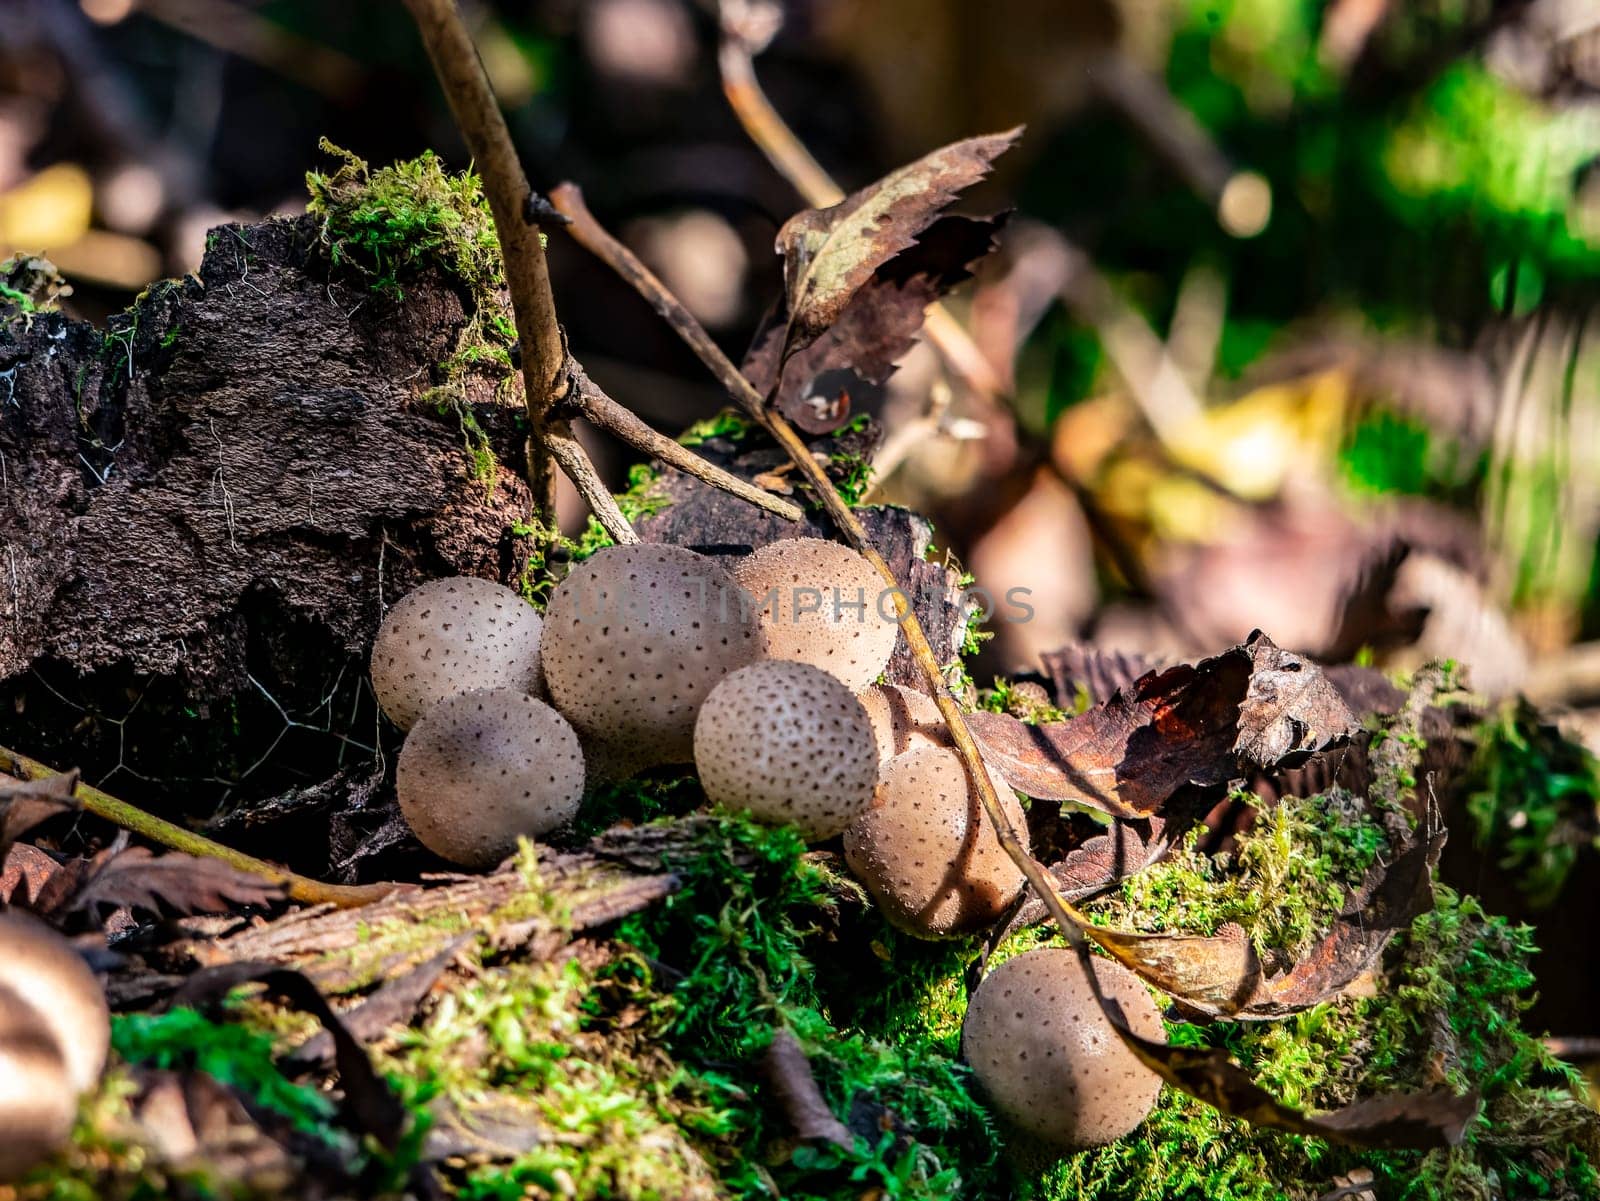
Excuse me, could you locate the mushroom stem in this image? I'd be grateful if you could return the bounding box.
[0,747,399,909]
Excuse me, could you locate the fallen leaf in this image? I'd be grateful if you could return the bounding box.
[0,768,80,860]
[774,129,1020,366]
[169,962,409,1151]
[33,842,284,921]
[747,214,1005,433]
[970,633,1359,815]
[1040,643,1166,708]
[763,1026,854,1150]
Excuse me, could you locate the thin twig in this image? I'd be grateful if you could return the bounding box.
[566,364,803,522]
[401,0,565,522]
[0,746,398,909]
[716,29,1009,406]
[546,426,640,545]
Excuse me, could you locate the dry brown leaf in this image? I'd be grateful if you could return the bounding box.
[774,128,1020,364]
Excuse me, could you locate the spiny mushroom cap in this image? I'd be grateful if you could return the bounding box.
[858,684,949,763]
[371,576,545,731]
[397,687,585,868]
[542,544,764,766]
[694,660,879,841]
[0,984,76,1182]
[962,948,1164,1150]
[734,537,901,692]
[0,910,109,1094]
[843,745,1029,938]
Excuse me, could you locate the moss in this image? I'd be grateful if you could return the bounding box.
[978,677,1074,724]
[1094,790,1386,960]
[306,139,506,307]
[1036,779,1600,1201]
[678,409,755,446]
[112,1009,346,1148]
[610,813,998,1199]
[386,956,723,1201]
[1464,699,1600,908]
[307,141,522,496]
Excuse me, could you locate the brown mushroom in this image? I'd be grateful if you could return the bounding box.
[0,910,110,1094]
[962,947,1164,1150]
[397,687,586,868]
[542,544,764,767]
[370,576,545,731]
[0,982,77,1181]
[734,537,900,692]
[843,745,1029,938]
[857,684,949,763]
[694,660,879,840]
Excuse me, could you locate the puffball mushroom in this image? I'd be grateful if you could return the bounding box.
[542,544,764,766]
[962,947,1164,1150]
[0,983,77,1181]
[0,910,110,1094]
[397,687,585,868]
[371,576,545,731]
[734,537,901,692]
[694,660,879,840]
[858,684,949,763]
[843,745,1030,938]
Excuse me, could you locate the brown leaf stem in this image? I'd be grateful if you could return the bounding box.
[0,747,398,909]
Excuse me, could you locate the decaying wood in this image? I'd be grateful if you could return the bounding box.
[0,216,536,806]
[139,831,685,997]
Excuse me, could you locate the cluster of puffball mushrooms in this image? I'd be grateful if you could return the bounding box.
[373,538,1165,1152]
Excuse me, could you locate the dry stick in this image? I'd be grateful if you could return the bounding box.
[0,747,398,909]
[546,427,639,545]
[402,0,566,522]
[550,184,1212,1098]
[717,35,1010,407]
[569,370,804,522]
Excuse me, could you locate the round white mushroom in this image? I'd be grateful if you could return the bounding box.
[0,910,109,1095]
[371,576,545,731]
[843,745,1030,938]
[694,660,879,840]
[734,537,901,692]
[857,684,949,763]
[0,983,77,1181]
[542,544,764,767]
[962,947,1164,1150]
[397,687,586,868]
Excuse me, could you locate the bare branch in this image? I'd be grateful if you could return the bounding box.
[401,0,565,521]
[546,425,640,546]
[0,746,397,909]
[567,364,803,522]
